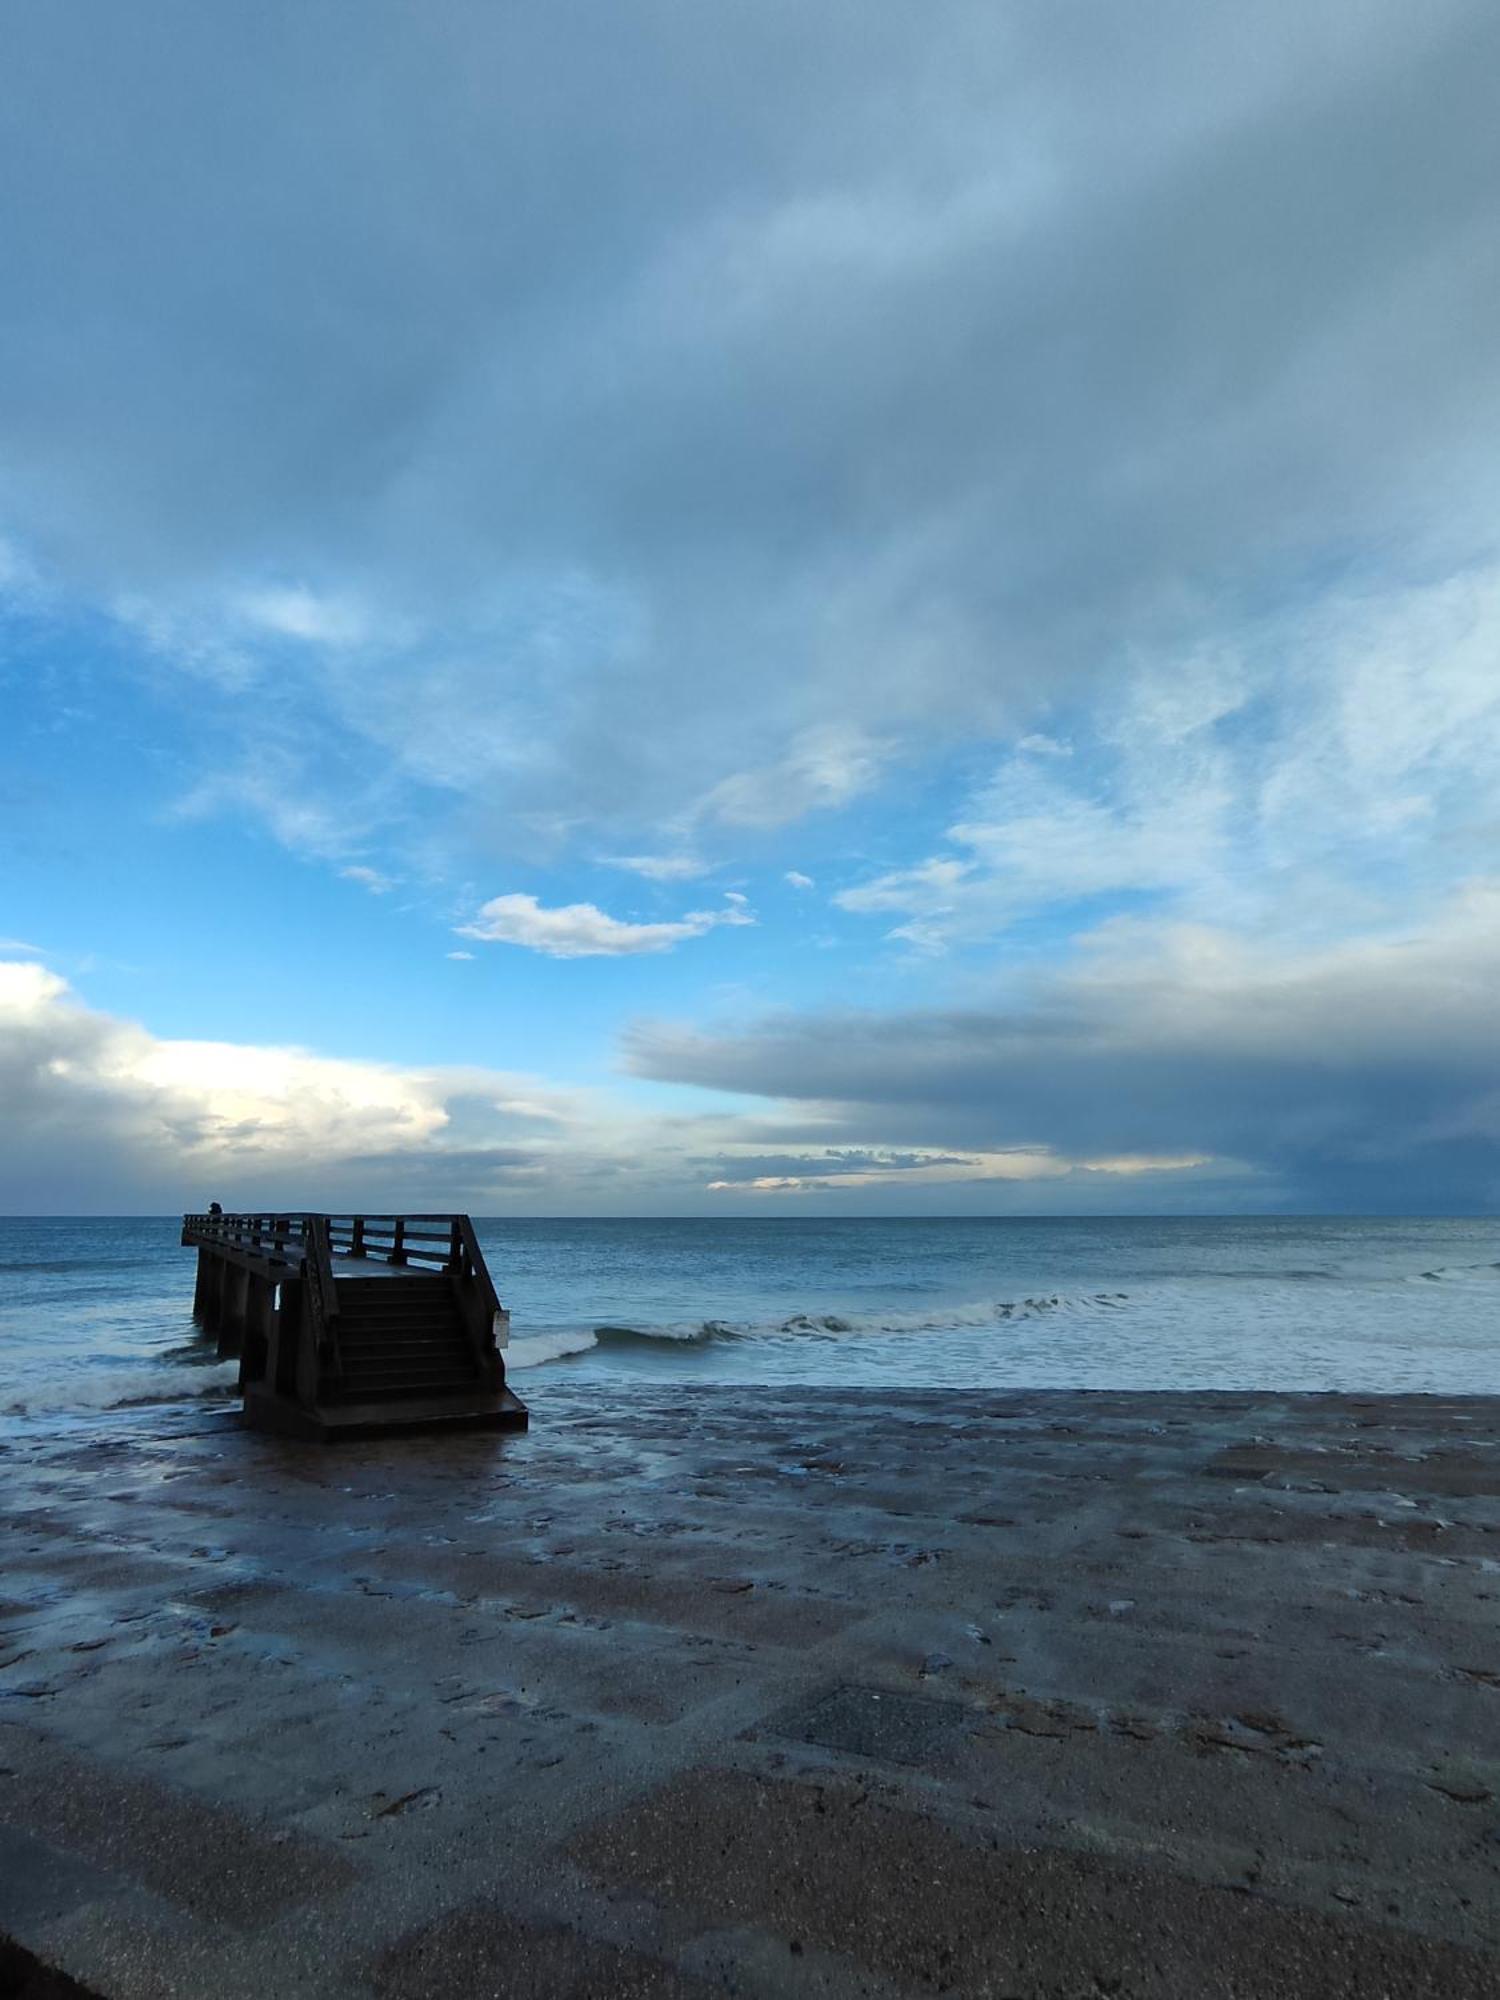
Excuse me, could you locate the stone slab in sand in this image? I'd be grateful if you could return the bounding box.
[1,1384,1498,1997]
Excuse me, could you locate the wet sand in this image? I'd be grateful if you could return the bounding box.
[2,1383,1498,1997]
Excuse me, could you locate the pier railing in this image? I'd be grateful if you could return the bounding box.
[182,1211,342,1383]
[324,1213,505,1366]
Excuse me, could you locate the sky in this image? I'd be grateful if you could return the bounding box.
[2,0,1499,1216]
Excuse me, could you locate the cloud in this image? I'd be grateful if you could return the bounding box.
[699,728,887,830]
[835,559,1500,950]
[457,891,755,959]
[0,957,629,1211]
[699,1145,1205,1192]
[0,957,1238,1215]
[341,864,395,895]
[10,2,1495,865]
[446,949,474,961]
[602,854,711,881]
[785,871,815,890]
[626,880,1500,1210]
[233,585,372,647]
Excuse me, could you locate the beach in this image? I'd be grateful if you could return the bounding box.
[3,1382,1498,1997]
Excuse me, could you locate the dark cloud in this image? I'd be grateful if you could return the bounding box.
[4,2,1498,847]
[626,890,1500,1210]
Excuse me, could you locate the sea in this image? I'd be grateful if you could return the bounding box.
[1,1214,1496,1438]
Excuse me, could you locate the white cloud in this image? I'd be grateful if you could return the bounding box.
[699,727,885,829]
[457,891,755,959]
[0,957,624,1210]
[785,870,815,889]
[602,853,711,881]
[234,585,371,647]
[835,560,1500,951]
[341,864,395,894]
[446,949,474,961]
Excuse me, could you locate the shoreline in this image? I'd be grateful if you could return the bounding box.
[2,1382,1498,1996]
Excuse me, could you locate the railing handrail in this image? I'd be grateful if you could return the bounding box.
[455,1213,501,1323]
[184,1211,492,1226]
[182,1213,502,1319]
[302,1213,340,1387]
[182,1213,312,1255]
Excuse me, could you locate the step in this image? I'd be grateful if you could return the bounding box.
[327,1379,482,1402]
[338,1335,471,1355]
[335,1301,457,1321]
[334,1304,458,1320]
[335,1287,454,1306]
[338,1352,472,1368]
[337,1320,456,1337]
[336,1361,481,1386]
[334,1305,457,1319]
[335,1279,453,1301]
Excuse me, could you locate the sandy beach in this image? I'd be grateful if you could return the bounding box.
[2,1383,1498,1997]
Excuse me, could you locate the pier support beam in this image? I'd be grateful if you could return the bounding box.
[217,1262,249,1359]
[195,1249,226,1333]
[192,1247,211,1322]
[240,1274,275,1386]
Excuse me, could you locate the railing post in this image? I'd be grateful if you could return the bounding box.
[351,1216,365,1259]
[303,1216,340,1395]
[219,1263,249,1359]
[448,1217,462,1273]
[390,1217,407,1266]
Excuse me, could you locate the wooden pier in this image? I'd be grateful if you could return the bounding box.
[181,1211,528,1438]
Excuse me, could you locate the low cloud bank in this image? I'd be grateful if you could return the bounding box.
[0,959,1237,1214]
[628,884,1500,1212]
[0,960,575,1212]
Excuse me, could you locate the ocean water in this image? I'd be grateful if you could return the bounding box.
[1,1214,1496,1435]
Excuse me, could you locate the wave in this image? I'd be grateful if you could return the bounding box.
[505,1293,1130,1370]
[1408,1261,1500,1285]
[1,1360,240,1419]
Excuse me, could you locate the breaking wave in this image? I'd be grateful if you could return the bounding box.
[1,1360,240,1420]
[505,1292,1130,1370]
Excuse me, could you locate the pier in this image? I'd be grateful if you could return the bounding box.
[181,1211,527,1438]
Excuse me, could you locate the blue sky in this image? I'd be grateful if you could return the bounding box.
[3,0,1499,1214]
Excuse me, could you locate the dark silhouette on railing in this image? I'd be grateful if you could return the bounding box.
[181,1211,527,1439]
